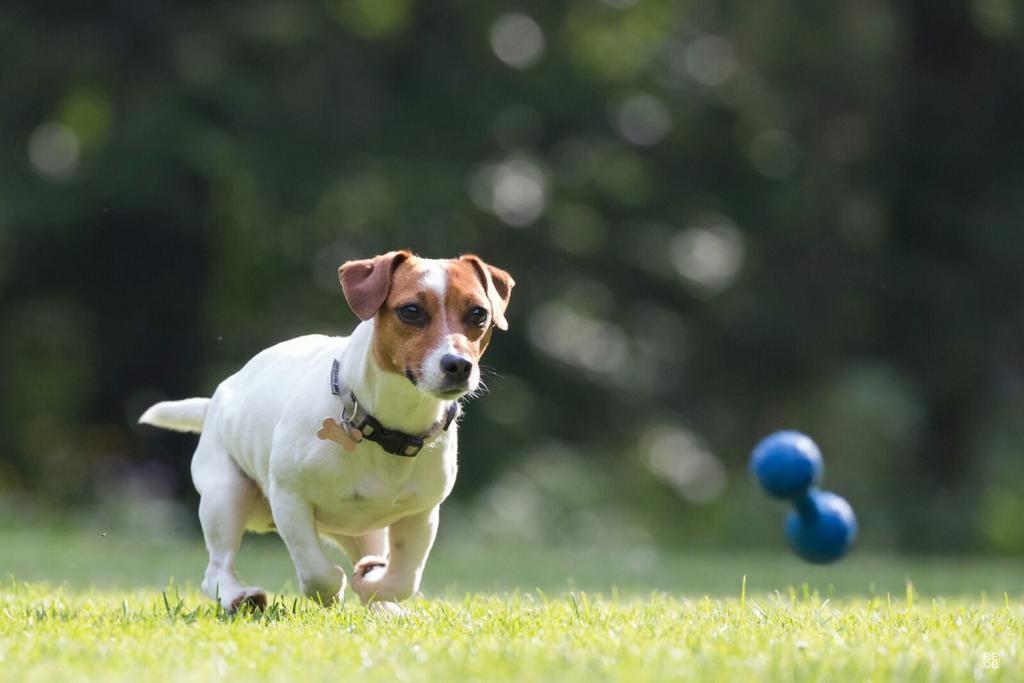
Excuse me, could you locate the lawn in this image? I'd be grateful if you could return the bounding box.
[1,527,1021,681]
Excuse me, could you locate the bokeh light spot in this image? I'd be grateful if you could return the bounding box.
[490,13,545,70]
[669,215,745,296]
[683,35,737,87]
[643,426,726,504]
[614,93,672,146]
[528,303,629,379]
[469,156,547,227]
[28,122,80,180]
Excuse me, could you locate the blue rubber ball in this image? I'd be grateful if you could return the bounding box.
[785,490,858,564]
[749,430,823,499]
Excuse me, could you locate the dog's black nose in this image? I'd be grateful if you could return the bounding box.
[440,354,472,383]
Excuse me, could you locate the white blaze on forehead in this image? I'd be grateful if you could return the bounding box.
[412,260,482,396]
[419,259,448,300]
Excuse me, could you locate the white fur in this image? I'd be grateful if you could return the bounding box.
[139,397,209,433]
[414,259,481,397]
[141,321,458,611]
[418,338,481,396]
[419,259,447,298]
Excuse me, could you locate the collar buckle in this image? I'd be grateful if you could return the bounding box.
[400,437,424,457]
[331,359,458,458]
[356,413,426,458]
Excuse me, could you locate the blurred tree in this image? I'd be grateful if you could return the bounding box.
[0,0,1022,551]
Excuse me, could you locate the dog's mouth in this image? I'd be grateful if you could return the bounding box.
[406,365,472,400]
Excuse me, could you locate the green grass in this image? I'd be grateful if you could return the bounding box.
[1,528,1021,681]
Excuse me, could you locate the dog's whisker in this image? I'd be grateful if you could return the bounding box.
[479,365,505,380]
[473,378,491,397]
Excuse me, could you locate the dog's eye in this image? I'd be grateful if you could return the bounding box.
[466,306,489,327]
[396,304,425,325]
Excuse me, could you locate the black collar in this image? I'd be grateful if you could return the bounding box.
[330,359,459,457]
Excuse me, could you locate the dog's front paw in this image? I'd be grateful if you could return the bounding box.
[299,565,347,606]
[223,587,268,614]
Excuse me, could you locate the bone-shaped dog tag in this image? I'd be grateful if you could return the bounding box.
[317,418,363,451]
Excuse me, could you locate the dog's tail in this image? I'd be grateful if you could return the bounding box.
[139,397,210,433]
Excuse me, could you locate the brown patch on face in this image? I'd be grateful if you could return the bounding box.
[444,259,498,360]
[369,255,512,389]
[371,256,445,380]
[459,254,515,330]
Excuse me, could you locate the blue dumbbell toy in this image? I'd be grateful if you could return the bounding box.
[750,431,857,563]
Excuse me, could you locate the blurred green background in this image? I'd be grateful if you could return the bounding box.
[1,0,1023,563]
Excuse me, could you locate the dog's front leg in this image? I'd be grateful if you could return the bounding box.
[269,484,346,605]
[351,506,439,606]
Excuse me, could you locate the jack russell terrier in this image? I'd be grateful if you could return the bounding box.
[140,251,514,612]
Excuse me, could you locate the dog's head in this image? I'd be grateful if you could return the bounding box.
[339,251,514,399]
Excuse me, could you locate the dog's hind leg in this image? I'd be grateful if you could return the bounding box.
[191,437,267,613]
[350,507,440,611]
[333,529,405,614]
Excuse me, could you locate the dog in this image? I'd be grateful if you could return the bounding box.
[140,251,514,612]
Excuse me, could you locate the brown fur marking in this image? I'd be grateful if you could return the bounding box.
[369,255,504,383]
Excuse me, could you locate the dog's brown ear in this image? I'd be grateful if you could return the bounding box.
[339,251,410,320]
[460,254,515,330]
